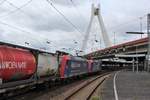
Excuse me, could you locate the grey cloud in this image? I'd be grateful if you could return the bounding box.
[0,0,149,54]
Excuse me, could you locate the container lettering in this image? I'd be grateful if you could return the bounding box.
[0,61,26,69]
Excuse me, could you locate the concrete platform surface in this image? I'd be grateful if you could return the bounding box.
[100,71,150,100]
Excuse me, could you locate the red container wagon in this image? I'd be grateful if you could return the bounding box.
[0,46,36,83]
[60,55,89,78]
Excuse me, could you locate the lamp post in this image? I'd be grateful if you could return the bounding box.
[46,41,51,52]
[24,42,30,47]
[139,17,143,38]
[72,40,79,56]
[46,41,51,44]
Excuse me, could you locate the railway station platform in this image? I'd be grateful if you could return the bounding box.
[100,71,150,100]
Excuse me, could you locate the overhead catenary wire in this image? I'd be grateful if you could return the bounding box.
[46,0,83,35]
[109,14,147,31]
[0,20,50,50]
[0,0,80,53]
[5,0,31,16]
[46,0,85,52]
[105,14,147,47]
[0,0,54,51]
[0,0,33,18]
[69,0,87,24]
[1,0,58,47]
[3,0,54,43]
[46,0,84,37]
[6,0,83,50]
[1,0,84,54]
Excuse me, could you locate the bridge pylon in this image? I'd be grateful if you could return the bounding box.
[81,4,112,55]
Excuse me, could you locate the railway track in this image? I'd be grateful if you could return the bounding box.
[5,71,111,100]
[6,78,84,100]
[64,72,111,100]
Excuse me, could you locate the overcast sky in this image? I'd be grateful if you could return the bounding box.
[0,0,149,54]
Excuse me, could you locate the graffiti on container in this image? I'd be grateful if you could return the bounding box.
[0,61,26,69]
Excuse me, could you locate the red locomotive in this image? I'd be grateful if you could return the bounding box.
[59,55,101,78]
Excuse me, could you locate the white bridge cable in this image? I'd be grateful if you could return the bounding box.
[90,19,102,51]
[81,12,93,52]
[97,13,112,47]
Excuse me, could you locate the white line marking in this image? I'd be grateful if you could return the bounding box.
[113,72,119,100]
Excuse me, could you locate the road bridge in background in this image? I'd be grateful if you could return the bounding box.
[84,37,149,71]
[85,37,148,59]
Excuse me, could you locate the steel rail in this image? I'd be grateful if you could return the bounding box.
[64,72,110,100]
[86,77,106,100]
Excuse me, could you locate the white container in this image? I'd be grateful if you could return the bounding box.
[37,53,58,77]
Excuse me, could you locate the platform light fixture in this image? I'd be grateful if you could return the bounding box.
[24,42,29,45]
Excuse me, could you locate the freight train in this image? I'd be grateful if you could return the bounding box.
[0,45,102,95]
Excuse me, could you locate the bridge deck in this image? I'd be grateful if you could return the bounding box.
[100,71,150,100]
